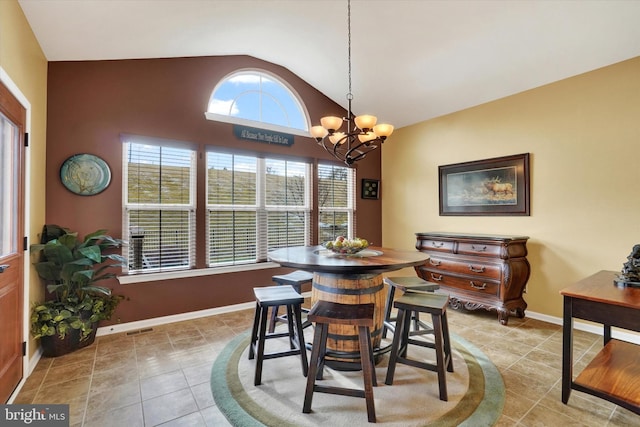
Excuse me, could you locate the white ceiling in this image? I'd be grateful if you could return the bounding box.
[18,0,640,129]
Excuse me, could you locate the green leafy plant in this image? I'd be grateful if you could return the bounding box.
[30,225,126,342]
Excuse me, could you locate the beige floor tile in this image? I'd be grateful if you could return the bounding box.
[140,369,189,400]
[83,402,144,427]
[85,379,141,420]
[191,382,215,410]
[14,305,636,426]
[141,388,199,426]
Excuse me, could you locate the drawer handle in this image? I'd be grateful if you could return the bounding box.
[468,265,485,273]
[471,245,487,252]
[431,241,444,248]
[470,281,487,290]
[429,259,441,266]
[430,273,443,281]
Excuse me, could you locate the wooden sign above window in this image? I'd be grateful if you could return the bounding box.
[233,125,294,147]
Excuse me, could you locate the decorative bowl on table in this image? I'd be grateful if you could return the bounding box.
[324,237,369,255]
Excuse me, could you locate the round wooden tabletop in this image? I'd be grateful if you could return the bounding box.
[268,245,429,275]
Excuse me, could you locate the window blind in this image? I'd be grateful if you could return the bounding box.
[123,137,197,272]
[318,163,356,243]
[206,151,311,266]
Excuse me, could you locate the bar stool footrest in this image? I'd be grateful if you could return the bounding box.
[313,384,366,399]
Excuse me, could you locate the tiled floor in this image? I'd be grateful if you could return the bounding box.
[13,303,638,427]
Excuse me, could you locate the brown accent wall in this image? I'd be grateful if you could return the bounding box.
[46,55,382,324]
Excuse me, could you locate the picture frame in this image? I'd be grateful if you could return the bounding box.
[439,153,530,216]
[361,178,380,200]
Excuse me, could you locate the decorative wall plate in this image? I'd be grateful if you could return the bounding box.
[60,154,111,196]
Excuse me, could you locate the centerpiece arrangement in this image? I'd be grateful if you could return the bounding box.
[324,236,369,255]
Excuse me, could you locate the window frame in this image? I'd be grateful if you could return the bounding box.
[121,135,198,274]
[205,150,313,267]
[205,68,312,138]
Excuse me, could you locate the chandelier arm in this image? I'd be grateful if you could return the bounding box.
[345,142,378,161]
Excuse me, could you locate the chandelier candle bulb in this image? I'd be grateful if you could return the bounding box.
[329,132,346,145]
[320,116,343,132]
[311,125,329,139]
[373,123,394,139]
[354,114,377,130]
[358,131,377,142]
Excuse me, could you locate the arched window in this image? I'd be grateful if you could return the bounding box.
[205,69,310,136]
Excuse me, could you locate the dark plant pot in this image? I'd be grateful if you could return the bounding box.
[78,326,98,349]
[40,323,98,357]
[40,330,81,357]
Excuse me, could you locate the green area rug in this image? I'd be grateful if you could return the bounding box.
[211,328,504,426]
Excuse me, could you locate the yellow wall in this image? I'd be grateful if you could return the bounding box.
[382,56,640,320]
[0,0,48,358]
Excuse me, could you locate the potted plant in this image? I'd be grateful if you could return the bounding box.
[30,224,126,357]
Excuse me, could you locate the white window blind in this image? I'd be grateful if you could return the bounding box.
[265,159,311,251]
[206,151,311,266]
[123,137,197,272]
[318,163,356,243]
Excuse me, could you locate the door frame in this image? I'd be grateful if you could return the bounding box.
[0,67,32,403]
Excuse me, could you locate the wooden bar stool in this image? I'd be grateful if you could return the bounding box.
[385,292,454,401]
[382,276,439,339]
[303,301,377,423]
[269,270,314,333]
[249,285,308,386]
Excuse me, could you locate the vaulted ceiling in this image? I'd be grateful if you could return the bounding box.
[18,0,640,129]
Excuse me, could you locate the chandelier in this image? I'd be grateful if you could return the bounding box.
[310,0,394,167]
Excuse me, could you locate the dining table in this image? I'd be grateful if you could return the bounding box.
[267,245,430,369]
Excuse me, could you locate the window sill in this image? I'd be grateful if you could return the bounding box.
[117,262,282,285]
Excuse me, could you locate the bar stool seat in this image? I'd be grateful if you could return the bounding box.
[249,285,308,386]
[269,270,314,333]
[303,301,377,423]
[382,276,440,339]
[385,292,454,401]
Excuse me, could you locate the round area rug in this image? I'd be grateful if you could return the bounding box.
[211,328,504,427]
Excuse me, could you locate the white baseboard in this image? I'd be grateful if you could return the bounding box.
[96,300,256,336]
[526,310,640,345]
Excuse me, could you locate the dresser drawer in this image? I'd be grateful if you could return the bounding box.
[416,239,455,253]
[420,269,500,297]
[457,241,503,257]
[426,255,502,279]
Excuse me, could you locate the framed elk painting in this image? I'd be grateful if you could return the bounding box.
[439,153,530,216]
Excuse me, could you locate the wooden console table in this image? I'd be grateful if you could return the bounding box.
[415,232,530,325]
[561,270,640,414]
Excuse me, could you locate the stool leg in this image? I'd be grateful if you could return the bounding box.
[364,327,377,387]
[385,307,406,385]
[286,304,296,350]
[268,305,279,333]
[293,304,309,377]
[431,313,448,401]
[400,309,412,358]
[382,285,396,339]
[315,321,329,380]
[442,311,454,373]
[254,304,269,386]
[358,325,377,423]
[249,302,261,360]
[303,323,326,414]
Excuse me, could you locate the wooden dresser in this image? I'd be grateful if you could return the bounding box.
[415,232,530,325]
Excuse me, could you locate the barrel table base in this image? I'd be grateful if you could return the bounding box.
[310,272,388,370]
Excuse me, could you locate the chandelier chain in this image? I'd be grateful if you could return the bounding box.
[310,0,393,166]
[347,0,352,101]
